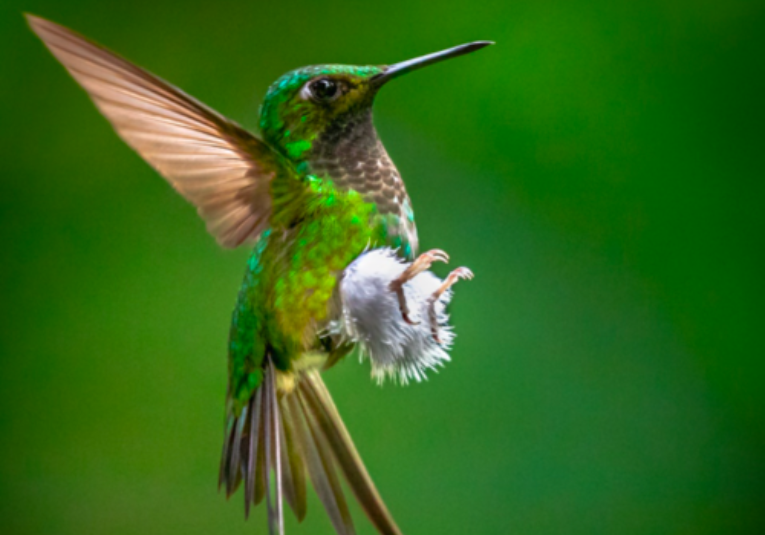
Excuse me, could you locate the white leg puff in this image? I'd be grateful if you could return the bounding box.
[334,248,472,384]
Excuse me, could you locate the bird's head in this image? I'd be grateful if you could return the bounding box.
[259,42,493,165]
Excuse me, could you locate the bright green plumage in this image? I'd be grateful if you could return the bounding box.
[228,178,390,414]
[27,15,490,533]
[225,64,417,417]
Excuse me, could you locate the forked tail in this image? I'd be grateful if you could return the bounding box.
[219,359,402,535]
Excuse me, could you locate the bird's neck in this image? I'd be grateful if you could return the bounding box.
[303,109,407,216]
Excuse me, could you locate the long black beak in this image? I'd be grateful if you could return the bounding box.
[371,41,493,86]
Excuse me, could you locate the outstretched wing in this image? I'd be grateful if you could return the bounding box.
[27,14,288,248]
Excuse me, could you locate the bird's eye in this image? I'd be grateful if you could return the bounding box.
[309,78,340,101]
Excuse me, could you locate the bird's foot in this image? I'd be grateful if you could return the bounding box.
[428,267,474,344]
[389,249,450,325]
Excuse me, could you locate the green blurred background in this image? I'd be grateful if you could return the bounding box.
[1,1,764,534]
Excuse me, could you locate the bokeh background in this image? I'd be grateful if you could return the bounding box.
[1,1,764,534]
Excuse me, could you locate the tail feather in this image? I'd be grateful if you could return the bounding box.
[264,360,285,535]
[244,384,263,518]
[277,396,307,520]
[218,414,234,490]
[289,392,356,535]
[219,360,402,535]
[301,373,402,535]
[229,403,247,493]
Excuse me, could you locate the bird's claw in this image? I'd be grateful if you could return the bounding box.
[429,267,474,344]
[389,249,450,325]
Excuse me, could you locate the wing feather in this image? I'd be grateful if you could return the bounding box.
[27,14,287,248]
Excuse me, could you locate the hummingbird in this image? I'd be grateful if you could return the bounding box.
[27,14,490,535]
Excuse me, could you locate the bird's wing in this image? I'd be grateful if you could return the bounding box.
[27,14,293,248]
